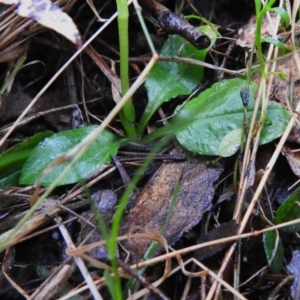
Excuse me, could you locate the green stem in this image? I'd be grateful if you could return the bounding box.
[117,2,129,94]
[255,0,276,80]
[116,0,136,138]
[0,52,27,97]
[107,138,169,298]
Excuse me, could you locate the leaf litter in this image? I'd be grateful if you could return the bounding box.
[1,0,300,299]
[1,0,81,46]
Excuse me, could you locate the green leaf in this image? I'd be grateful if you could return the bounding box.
[269,71,286,81]
[218,128,244,157]
[20,126,120,186]
[36,266,51,278]
[274,186,300,233]
[137,25,218,135]
[263,230,284,273]
[262,37,286,54]
[104,269,117,300]
[0,131,53,187]
[172,78,289,156]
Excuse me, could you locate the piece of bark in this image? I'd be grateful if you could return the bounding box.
[138,0,210,50]
[119,149,224,258]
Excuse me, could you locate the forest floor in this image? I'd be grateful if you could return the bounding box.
[0,0,299,299]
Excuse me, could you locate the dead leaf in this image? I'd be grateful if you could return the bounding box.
[270,54,300,144]
[0,0,81,46]
[0,86,81,131]
[282,144,300,177]
[253,53,300,143]
[1,0,18,4]
[119,149,224,258]
[267,56,300,109]
[237,12,277,48]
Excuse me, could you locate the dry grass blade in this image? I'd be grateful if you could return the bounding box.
[2,247,30,299]
[65,218,300,298]
[85,45,121,92]
[0,197,88,251]
[0,1,129,148]
[0,205,60,251]
[206,1,289,298]
[29,262,75,300]
[177,257,247,300]
[118,218,300,268]
[65,232,172,299]
[117,258,170,300]
[55,217,103,300]
[1,0,298,298]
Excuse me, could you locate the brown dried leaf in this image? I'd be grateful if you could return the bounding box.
[0,41,29,63]
[267,56,300,108]
[282,144,300,177]
[0,0,18,4]
[253,54,300,143]
[119,149,224,257]
[0,87,80,131]
[237,12,277,48]
[1,0,82,46]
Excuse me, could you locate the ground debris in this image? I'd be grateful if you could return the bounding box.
[237,12,278,48]
[138,0,210,49]
[119,148,224,258]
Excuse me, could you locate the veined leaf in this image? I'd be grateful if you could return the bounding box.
[0,131,53,187]
[218,127,244,157]
[20,126,120,186]
[274,186,300,233]
[137,25,218,135]
[172,78,289,156]
[263,230,284,273]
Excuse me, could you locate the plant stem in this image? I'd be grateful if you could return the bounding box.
[0,52,27,97]
[116,0,136,138]
[255,0,277,80]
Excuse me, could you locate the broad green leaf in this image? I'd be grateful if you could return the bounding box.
[0,131,53,187]
[263,230,284,273]
[137,25,218,135]
[172,78,289,156]
[274,186,300,233]
[20,126,120,186]
[218,128,244,157]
